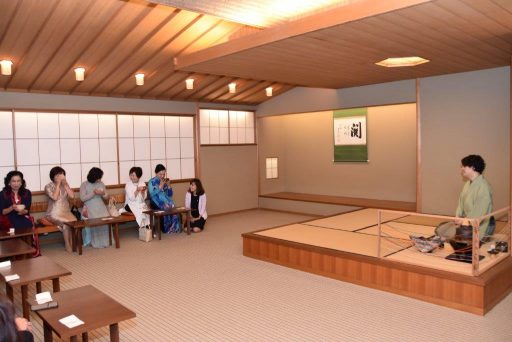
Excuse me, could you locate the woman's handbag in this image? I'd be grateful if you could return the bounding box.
[138,218,152,242]
[108,197,120,217]
[70,205,82,221]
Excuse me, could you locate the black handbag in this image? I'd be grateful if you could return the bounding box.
[70,205,81,221]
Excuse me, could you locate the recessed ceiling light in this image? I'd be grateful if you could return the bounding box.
[185,78,194,90]
[376,56,429,68]
[135,73,144,86]
[0,60,13,75]
[74,67,85,81]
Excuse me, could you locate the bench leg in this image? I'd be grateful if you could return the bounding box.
[78,228,83,255]
[21,285,29,320]
[71,228,77,252]
[114,223,120,248]
[109,225,112,246]
[157,217,162,240]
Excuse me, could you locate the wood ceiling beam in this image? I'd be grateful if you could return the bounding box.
[89,7,180,96]
[47,0,127,92]
[5,0,61,90]
[69,2,156,94]
[27,0,96,91]
[175,0,433,71]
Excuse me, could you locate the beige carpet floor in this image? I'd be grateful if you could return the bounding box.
[3,209,512,341]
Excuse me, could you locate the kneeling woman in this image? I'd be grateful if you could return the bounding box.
[185,179,207,233]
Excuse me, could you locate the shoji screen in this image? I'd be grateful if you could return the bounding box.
[14,112,119,190]
[4,111,195,191]
[117,114,195,184]
[199,109,255,145]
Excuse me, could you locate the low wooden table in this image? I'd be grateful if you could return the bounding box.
[67,216,133,255]
[32,285,136,342]
[143,207,191,240]
[0,256,71,319]
[0,239,34,259]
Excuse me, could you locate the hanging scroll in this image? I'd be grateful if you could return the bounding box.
[333,107,368,162]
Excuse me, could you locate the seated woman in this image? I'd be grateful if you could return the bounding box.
[123,166,149,228]
[43,166,76,252]
[436,154,494,242]
[148,164,180,233]
[185,178,207,233]
[80,167,110,248]
[0,295,34,342]
[0,171,40,257]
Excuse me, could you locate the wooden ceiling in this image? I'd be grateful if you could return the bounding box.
[176,0,512,89]
[0,0,293,105]
[1,0,511,105]
[147,0,358,27]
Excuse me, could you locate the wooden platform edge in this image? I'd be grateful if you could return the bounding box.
[260,192,416,211]
[242,232,512,315]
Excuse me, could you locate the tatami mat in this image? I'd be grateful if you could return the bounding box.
[255,210,510,275]
[359,222,436,239]
[393,215,446,227]
[304,208,407,232]
[255,224,409,257]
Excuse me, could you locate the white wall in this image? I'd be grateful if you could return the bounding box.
[0,92,256,114]
[420,67,510,215]
[258,104,417,202]
[255,67,510,215]
[256,80,416,117]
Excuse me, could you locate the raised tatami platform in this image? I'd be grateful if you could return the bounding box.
[243,208,512,315]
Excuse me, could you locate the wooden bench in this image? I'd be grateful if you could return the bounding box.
[30,193,134,235]
[259,192,417,211]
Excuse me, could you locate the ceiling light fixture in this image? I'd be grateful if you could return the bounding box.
[228,82,236,93]
[0,60,13,75]
[185,78,194,90]
[265,87,273,97]
[74,67,85,81]
[375,56,430,68]
[135,73,144,86]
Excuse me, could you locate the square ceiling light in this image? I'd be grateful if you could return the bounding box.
[376,56,430,68]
